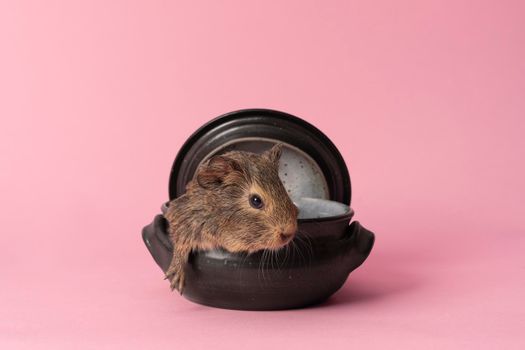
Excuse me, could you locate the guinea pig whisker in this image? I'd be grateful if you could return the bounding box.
[273,248,283,270]
[257,250,265,282]
[297,229,314,258]
[284,244,290,263]
[282,244,290,268]
[237,251,249,282]
[294,233,313,267]
[266,250,272,280]
[291,239,306,267]
[300,228,314,240]
[281,244,290,268]
[257,250,262,281]
[276,249,283,270]
[268,250,275,278]
[289,240,297,263]
[238,252,247,269]
[269,250,277,278]
[259,249,269,283]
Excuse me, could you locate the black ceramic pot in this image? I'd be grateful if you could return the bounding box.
[142,109,375,310]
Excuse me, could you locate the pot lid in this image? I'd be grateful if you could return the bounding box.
[169,109,351,205]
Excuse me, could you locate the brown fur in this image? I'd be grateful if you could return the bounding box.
[164,144,298,293]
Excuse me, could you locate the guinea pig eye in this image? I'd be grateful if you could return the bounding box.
[249,194,264,209]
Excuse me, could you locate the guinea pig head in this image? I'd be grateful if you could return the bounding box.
[196,144,298,253]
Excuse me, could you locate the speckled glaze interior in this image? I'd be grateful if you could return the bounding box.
[295,197,350,219]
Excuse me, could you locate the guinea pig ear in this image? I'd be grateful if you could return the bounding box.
[196,155,242,189]
[263,143,283,164]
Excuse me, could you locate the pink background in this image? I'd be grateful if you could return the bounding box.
[1,1,524,349]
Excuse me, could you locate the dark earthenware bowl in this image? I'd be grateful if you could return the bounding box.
[142,109,376,310]
[142,211,374,310]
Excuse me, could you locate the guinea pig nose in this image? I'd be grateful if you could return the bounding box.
[279,232,294,242]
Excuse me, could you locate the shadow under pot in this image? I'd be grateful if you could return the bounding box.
[142,198,374,311]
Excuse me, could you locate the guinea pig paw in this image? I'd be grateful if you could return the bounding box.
[177,275,185,295]
[165,262,185,293]
[165,265,179,280]
[169,273,185,294]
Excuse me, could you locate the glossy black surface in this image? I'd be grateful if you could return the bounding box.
[142,214,375,310]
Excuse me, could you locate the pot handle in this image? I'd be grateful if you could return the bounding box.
[344,221,375,273]
[142,214,173,273]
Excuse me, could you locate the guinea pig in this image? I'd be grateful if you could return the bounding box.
[164,143,299,293]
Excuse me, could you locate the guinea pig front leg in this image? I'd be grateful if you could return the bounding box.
[165,245,190,294]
